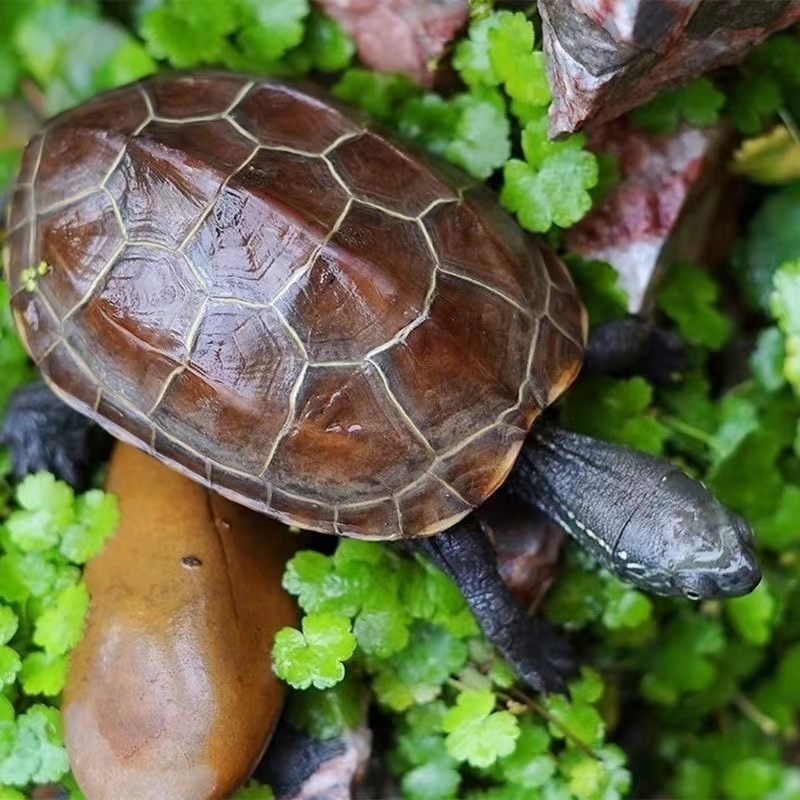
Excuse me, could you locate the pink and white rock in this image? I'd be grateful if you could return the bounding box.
[315,0,469,85]
[565,118,732,310]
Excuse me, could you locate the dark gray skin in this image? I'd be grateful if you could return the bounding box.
[512,427,759,599]
[0,318,762,694]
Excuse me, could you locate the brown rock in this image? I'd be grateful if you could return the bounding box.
[62,444,299,800]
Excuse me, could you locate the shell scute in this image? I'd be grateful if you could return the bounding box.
[266,364,434,508]
[230,82,363,153]
[35,89,150,211]
[85,244,204,361]
[10,291,60,364]
[106,119,254,248]
[35,191,125,319]
[373,273,536,452]
[148,72,250,118]
[183,149,350,306]
[336,498,401,539]
[432,424,527,506]
[327,131,458,217]
[270,487,336,532]
[274,202,435,362]
[95,392,154,449]
[423,187,550,317]
[395,474,473,538]
[39,342,99,411]
[151,302,303,474]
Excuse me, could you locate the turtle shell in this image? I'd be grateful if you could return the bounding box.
[4,72,586,539]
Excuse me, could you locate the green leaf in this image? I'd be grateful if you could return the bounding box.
[392,622,468,688]
[444,89,510,180]
[286,676,363,740]
[402,756,461,800]
[733,184,800,313]
[7,473,75,553]
[301,10,354,72]
[708,430,784,520]
[725,580,777,646]
[772,264,800,395]
[487,12,549,107]
[354,607,409,658]
[272,612,356,690]
[545,695,605,749]
[0,606,18,646]
[559,745,631,800]
[499,721,554,788]
[658,262,732,349]
[711,394,761,466]
[452,13,503,87]
[771,260,800,337]
[751,327,787,392]
[20,652,68,696]
[0,43,19,97]
[15,3,155,114]
[60,489,118,564]
[236,0,310,66]
[403,560,478,638]
[0,646,21,688]
[0,705,68,787]
[641,613,725,703]
[139,0,239,68]
[0,552,56,602]
[631,78,725,134]
[722,758,782,800]
[501,116,598,232]
[230,782,275,800]
[602,584,653,631]
[570,668,605,706]
[565,257,628,325]
[33,583,90,655]
[442,690,520,768]
[727,75,783,136]
[333,68,418,121]
[282,550,362,616]
[560,376,668,455]
[756,484,800,550]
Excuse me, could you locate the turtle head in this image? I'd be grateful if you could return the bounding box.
[613,469,761,599]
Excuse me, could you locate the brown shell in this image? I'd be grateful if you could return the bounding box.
[4,72,586,539]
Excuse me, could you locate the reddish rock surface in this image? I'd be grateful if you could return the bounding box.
[565,118,732,310]
[315,0,468,84]
[478,493,564,613]
[540,0,800,135]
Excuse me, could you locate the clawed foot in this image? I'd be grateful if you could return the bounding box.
[406,518,577,694]
[636,325,688,386]
[584,316,688,386]
[1,381,101,489]
[495,616,577,694]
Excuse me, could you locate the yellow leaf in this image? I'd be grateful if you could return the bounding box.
[732,125,800,184]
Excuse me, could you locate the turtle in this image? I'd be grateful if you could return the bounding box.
[1,72,760,691]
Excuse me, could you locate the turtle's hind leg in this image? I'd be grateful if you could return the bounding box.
[409,516,577,694]
[583,316,687,385]
[2,380,107,489]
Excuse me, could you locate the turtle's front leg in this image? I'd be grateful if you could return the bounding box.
[2,380,104,488]
[410,517,577,694]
